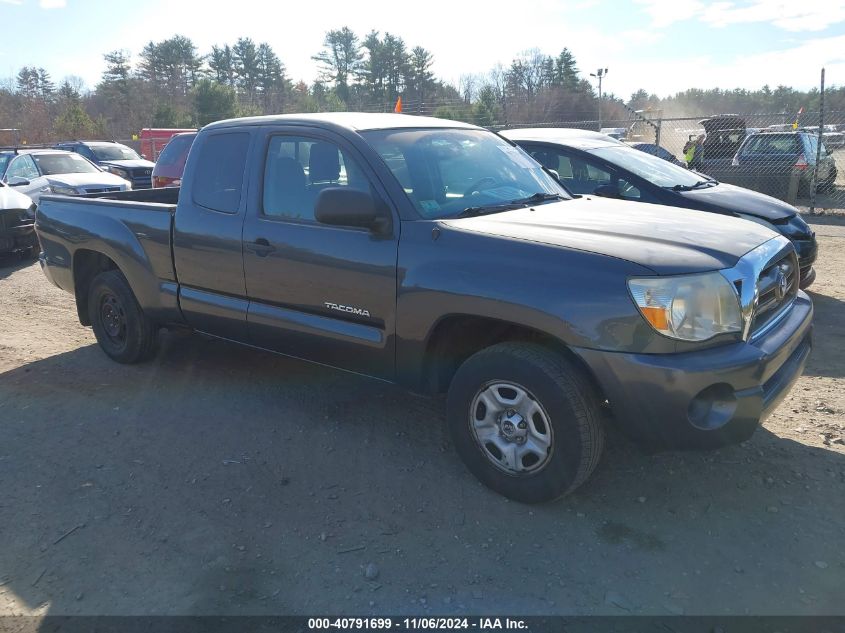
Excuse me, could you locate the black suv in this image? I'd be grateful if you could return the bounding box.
[54,141,155,189]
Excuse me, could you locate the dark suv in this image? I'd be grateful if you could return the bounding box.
[54,141,155,189]
[732,131,838,196]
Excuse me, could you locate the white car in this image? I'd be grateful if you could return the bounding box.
[0,149,131,205]
[0,180,37,258]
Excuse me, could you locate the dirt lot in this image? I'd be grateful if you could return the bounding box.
[1,217,844,617]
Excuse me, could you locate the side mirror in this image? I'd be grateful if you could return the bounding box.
[8,177,30,187]
[592,184,621,199]
[315,187,390,233]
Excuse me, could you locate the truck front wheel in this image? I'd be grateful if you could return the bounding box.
[88,270,158,364]
[447,343,605,503]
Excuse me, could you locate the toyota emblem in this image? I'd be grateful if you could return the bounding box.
[775,269,788,300]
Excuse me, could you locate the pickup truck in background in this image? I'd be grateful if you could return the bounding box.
[36,113,813,503]
[54,140,156,190]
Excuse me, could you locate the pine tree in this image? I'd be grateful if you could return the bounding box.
[233,37,260,105]
[312,27,362,103]
[209,45,235,87]
[256,42,287,113]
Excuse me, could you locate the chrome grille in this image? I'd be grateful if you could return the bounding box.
[84,186,122,194]
[751,251,798,337]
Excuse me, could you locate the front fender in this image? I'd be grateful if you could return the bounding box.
[394,221,661,390]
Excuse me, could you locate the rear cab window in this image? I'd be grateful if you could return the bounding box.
[191,132,250,214]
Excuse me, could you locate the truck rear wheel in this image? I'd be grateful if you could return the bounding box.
[88,270,158,364]
[447,343,604,503]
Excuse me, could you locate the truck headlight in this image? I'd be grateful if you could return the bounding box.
[108,166,131,180]
[628,272,742,341]
[51,185,78,195]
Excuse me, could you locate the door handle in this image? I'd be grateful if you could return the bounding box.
[246,238,276,257]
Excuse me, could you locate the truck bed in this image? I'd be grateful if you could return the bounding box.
[79,186,180,205]
[36,189,183,325]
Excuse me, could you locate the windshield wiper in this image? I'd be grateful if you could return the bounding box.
[452,202,527,218]
[452,193,566,218]
[510,192,566,205]
[666,179,716,191]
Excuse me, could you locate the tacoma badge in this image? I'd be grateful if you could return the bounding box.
[324,302,371,317]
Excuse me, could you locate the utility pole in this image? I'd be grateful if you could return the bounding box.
[590,68,608,129]
[809,67,825,214]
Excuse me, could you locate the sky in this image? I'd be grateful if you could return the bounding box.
[0,0,843,99]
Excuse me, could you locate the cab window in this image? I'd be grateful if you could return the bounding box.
[262,136,370,223]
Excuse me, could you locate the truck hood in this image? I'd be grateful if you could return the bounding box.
[0,184,34,210]
[677,181,797,221]
[99,158,155,170]
[46,172,128,189]
[442,197,780,275]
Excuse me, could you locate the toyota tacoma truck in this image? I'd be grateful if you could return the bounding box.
[36,113,813,503]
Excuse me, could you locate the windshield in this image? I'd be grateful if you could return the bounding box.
[0,155,10,176]
[33,152,100,175]
[361,128,568,219]
[589,145,705,188]
[91,144,141,161]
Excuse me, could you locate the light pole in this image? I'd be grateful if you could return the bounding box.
[590,68,608,129]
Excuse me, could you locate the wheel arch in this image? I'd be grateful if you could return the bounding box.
[421,313,605,402]
[72,249,121,326]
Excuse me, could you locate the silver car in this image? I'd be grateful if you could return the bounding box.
[0,149,131,205]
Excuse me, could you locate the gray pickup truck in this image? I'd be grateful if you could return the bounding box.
[36,113,813,503]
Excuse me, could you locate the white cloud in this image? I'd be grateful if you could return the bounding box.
[39,0,66,8]
[633,0,706,28]
[0,0,24,4]
[33,0,844,102]
[571,0,601,9]
[635,0,845,31]
[603,33,845,99]
[704,1,845,31]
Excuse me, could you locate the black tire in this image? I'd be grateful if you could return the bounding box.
[447,342,604,503]
[820,173,837,192]
[87,270,158,363]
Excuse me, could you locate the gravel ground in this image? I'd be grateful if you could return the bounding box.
[1,217,844,617]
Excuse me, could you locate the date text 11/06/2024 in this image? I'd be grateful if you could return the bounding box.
[307,618,529,630]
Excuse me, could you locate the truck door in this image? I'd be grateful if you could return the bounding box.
[242,128,398,380]
[172,130,253,341]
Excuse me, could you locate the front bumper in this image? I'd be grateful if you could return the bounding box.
[793,237,817,288]
[0,222,38,257]
[574,292,813,451]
